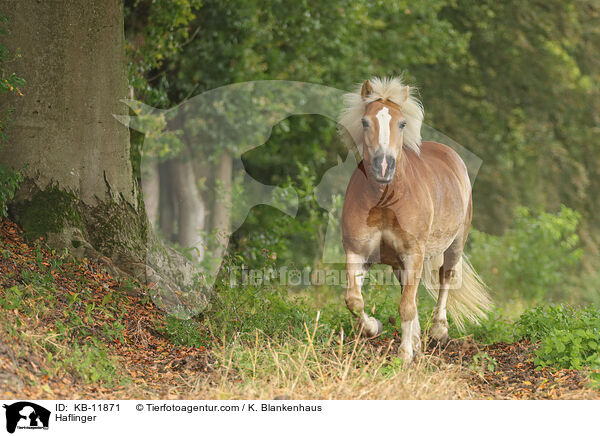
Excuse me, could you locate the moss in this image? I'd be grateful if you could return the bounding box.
[13,186,83,241]
[82,193,149,271]
[9,179,149,274]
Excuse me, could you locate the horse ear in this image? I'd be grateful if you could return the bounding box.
[402,85,410,102]
[360,80,374,100]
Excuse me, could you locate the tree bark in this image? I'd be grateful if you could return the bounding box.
[142,160,160,230]
[211,149,232,260]
[0,1,134,205]
[158,161,176,242]
[171,154,205,261]
[0,0,143,268]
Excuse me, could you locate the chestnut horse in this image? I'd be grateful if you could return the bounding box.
[339,77,492,362]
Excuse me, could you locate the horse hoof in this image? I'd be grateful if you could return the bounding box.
[435,336,449,347]
[430,322,449,346]
[361,316,383,338]
[398,347,414,364]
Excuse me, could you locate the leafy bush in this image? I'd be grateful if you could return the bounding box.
[517,305,600,371]
[534,328,600,371]
[469,206,582,301]
[0,165,22,217]
[517,305,577,340]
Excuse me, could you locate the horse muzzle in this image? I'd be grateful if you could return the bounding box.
[371,153,396,184]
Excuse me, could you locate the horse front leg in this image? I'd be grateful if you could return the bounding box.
[345,252,382,337]
[398,254,424,362]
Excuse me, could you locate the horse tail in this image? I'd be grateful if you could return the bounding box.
[422,255,492,332]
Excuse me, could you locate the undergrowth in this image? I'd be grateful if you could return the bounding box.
[0,243,129,386]
[2,222,598,398]
[464,303,600,386]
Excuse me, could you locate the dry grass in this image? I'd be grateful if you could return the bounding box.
[200,346,475,400]
[120,315,477,400]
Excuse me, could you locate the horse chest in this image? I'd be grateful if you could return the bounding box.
[381,228,409,252]
[364,207,416,256]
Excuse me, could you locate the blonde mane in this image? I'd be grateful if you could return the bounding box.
[338,77,424,154]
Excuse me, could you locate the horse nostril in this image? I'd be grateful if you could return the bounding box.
[372,154,396,180]
[387,157,396,172]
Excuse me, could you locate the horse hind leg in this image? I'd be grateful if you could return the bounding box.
[431,241,463,344]
[430,269,450,344]
[345,252,382,337]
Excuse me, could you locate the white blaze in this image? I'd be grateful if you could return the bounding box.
[375,107,392,177]
[375,107,392,150]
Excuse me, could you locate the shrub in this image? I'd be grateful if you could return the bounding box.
[517,305,600,371]
[0,165,22,217]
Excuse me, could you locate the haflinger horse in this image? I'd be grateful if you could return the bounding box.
[339,77,492,362]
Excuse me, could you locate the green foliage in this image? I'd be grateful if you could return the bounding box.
[469,206,583,301]
[433,2,600,240]
[517,305,600,371]
[125,0,202,106]
[466,309,517,344]
[469,352,498,377]
[131,109,185,160]
[517,305,577,341]
[235,159,334,269]
[379,356,406,378]
[464,304,600,379]
[43,336,122,384]
[0,164,22,217]
[534,328,600,371]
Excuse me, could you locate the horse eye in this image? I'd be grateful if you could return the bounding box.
[399,120,407,129]
[361,118,369,129]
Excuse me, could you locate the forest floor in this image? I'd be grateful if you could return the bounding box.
[0,219,598,400]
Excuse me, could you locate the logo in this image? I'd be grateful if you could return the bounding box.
[2,402,50,434]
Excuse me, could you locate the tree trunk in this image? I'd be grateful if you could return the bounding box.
[142,160,160,230]
[211,149,232,260]
[171,154,205,261]
[0,0,143,267]
[0,0,210,315]
[158,161,176,242]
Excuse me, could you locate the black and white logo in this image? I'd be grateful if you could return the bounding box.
[3,402,50,434]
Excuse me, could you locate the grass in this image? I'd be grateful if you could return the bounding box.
[1,224,598,399]
[0,239,131,390]
[154,266,476,399]
[162,313,473,400]
[0,281,128,387]
[0,244,476,399]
